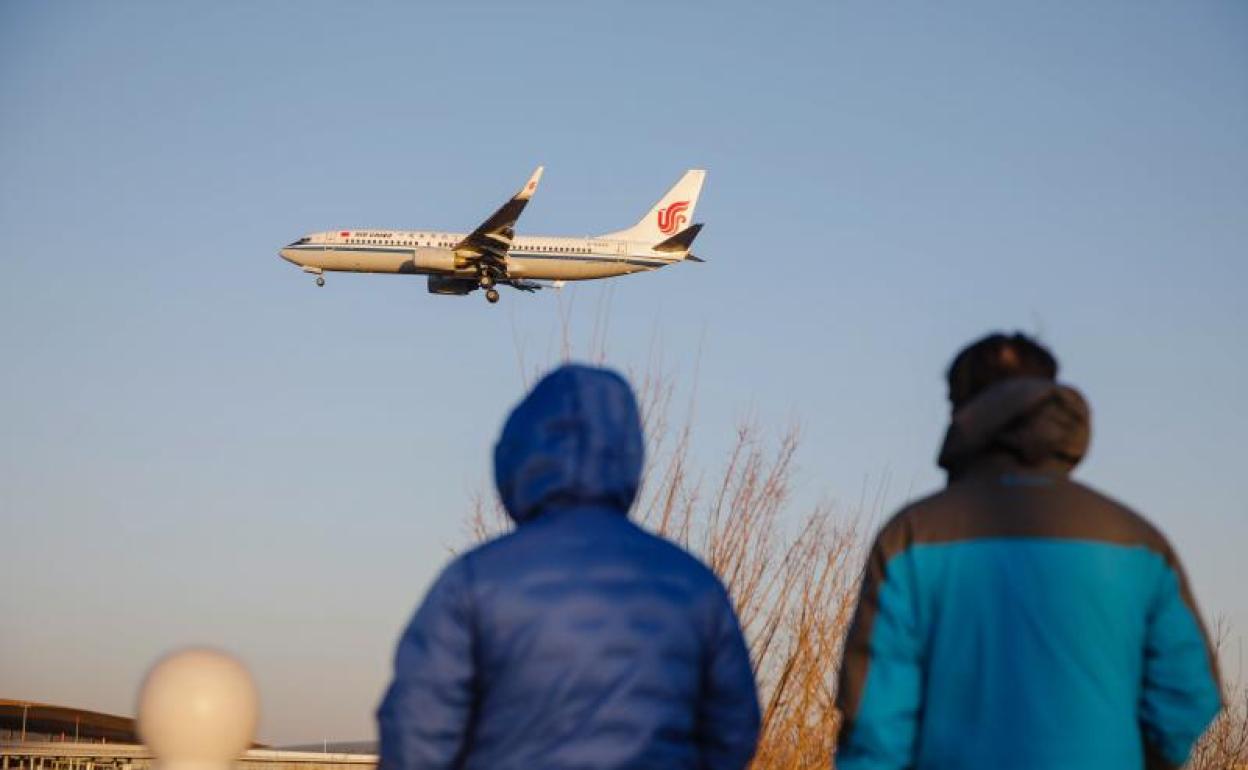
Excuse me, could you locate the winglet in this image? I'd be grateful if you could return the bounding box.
[517,166,544,201]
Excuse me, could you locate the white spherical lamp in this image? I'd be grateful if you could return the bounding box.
[137,648,260,770]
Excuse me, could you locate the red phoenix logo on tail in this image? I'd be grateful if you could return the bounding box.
[657,200,690,235]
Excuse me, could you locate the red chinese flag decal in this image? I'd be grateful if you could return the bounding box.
[340,231,350,237]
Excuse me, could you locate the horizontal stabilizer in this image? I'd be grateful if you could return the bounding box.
[653,223,703,254]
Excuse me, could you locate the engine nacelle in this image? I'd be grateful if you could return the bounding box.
[426,276,478,296]
[412,247,458,272]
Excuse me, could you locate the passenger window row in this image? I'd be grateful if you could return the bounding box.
[334,238,591,254]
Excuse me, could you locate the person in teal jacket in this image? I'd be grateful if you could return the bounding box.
[835,333,1222,770]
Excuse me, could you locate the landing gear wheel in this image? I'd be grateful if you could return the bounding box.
[485,289,500,304]
[315,276,325,287]
[479,274,496,289]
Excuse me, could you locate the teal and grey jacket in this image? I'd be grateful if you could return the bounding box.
[835,379,1222,770]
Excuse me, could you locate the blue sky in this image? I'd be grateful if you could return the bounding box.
[2,0,1245,744]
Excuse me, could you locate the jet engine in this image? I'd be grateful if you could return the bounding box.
[412,247,458,272]
[426,276,478,295]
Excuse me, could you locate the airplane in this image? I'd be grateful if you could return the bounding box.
[279,168,706,304]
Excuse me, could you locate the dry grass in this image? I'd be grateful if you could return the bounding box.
[1191,624,1248,769]
[637,419,863,770]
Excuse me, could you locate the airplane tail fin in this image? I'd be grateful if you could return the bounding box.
[598,169,706,244]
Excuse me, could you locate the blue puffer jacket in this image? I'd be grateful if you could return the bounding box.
[378,365,760,770]
[835,379,1223,770]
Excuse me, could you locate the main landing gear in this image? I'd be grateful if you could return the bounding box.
[315,276,325,287]
[478,269,499,304]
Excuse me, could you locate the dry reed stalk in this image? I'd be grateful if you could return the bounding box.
[1190,623,1248,769]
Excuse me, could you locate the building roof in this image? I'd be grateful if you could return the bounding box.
[0,699,137,743]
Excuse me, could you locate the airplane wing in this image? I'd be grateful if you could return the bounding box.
[453,166,544,275]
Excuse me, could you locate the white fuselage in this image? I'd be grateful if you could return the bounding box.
[279,229,677,281]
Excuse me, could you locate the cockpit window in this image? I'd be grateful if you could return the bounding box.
[296,237,311,245]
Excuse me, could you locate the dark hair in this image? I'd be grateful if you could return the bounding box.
[946,332,1058,409]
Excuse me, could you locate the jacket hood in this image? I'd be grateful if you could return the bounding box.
[494,364,645,524]
[938,378,1091,479]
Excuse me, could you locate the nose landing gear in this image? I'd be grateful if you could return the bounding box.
[301,266,326,287]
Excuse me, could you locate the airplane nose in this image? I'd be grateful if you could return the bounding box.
[279,247,300,264]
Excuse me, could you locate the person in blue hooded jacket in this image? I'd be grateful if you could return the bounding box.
[835,333,1223,770]
[378,364,760,770]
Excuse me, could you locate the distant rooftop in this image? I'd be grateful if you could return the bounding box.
[0,699,271,748]
[0,699,136,744]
